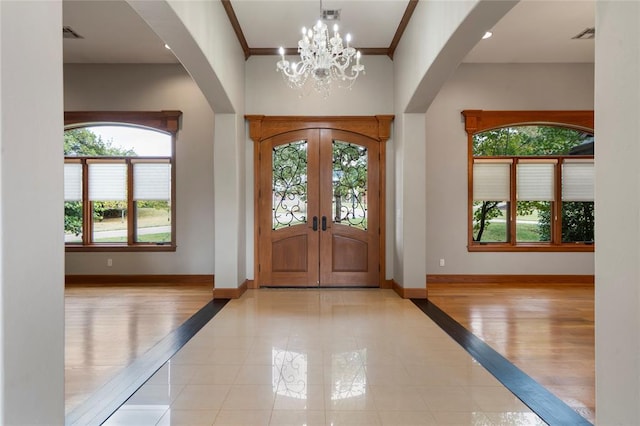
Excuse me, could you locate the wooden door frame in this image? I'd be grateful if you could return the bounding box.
[246,115,394,289]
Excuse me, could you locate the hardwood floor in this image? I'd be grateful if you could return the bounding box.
[427,282,595,424]
[65,285,213,415]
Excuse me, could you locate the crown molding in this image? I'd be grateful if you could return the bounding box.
[222,0,417,59]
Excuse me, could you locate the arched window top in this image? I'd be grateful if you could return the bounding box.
[65,111,181,135]
[64,125,172,157]
[65,122,170,136]
[472,125,594,157]
[462,110,594,136]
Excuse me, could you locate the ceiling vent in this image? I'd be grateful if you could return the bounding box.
[63,26,84,39]
[322,9,341,21]
[572,27,595,40]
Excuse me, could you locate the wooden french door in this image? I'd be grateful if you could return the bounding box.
[257,128,380,287]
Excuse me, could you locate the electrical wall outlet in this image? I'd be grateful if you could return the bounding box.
[107,258,113,267]
[439,258,445,267]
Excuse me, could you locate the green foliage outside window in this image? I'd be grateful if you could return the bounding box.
[64,128,136,157]
[65,201,83,236]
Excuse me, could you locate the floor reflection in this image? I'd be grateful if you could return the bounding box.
[273,348,307,399]
[330,349,367,401]
[104,289,547,425]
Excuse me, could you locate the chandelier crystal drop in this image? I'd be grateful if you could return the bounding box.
[276,18,364,98]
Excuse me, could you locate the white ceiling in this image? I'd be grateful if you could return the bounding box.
[464,0,594,63]
[62,0,594,65]
[231,0,409,49]
[63,0,179,64]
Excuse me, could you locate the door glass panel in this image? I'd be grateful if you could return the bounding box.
[332,141,367,230]
[272,140,308,230]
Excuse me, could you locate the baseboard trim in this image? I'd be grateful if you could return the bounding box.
[65,274,214,286]
[214,280,248,299]
[381,279,393,289]
[392,280,427,299]
[426,274,594,285]
[247,279,257,289]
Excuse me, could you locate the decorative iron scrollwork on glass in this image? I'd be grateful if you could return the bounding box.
[332,141,367,230]
[272,141,308,230]
[276,349,308,400]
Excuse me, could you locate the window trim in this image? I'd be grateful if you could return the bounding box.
[462,110,594,253]
[64,111,181,252]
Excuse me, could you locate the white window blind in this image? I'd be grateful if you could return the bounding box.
[473,160,511,201]
[133,162,171,201]
[563,159,594,201]
[517,161,556,201]
[64,163,82,201]
[89,163,127,201]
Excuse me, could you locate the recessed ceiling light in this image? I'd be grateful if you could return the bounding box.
[482,31,493,40]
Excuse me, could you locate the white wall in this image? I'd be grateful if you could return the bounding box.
[166,0,245,113]
[425,63,595,275]
[64,64,215,275]
[128,0,244,114]
[393,0,478,113]
[595,1,640,423]
[213,113,248,288]
[246,55,393,116]
[244,55,396,280]
[0,1,64,422]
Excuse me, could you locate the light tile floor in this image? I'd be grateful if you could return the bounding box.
[104,289,545,425]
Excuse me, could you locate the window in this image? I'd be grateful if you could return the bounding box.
[64,111,181,251]
[463,110,594,252]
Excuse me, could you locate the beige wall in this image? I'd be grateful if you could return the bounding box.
[128,0,248,288]
[391,0,516,288]
[425,63,595,275]
[64,64,215,275]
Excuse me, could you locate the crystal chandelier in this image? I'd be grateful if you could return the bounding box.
[276,3,364,97]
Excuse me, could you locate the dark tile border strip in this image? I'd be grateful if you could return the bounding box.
[411,299,592,426]
[66,298,229,426]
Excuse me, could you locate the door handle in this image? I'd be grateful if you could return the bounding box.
[321,216,327,231]
[312,216,318,231]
